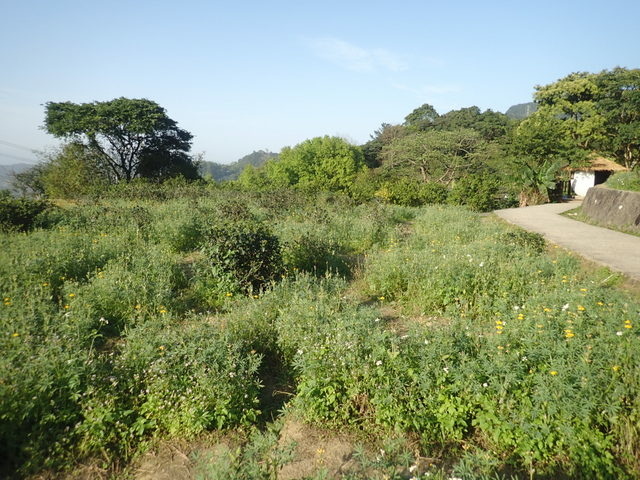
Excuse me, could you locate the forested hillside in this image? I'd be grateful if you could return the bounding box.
[199,150,278,181]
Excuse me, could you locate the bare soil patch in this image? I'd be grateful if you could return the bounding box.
[277,418,358,480]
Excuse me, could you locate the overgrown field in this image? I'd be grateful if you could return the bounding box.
[2,186,640,479]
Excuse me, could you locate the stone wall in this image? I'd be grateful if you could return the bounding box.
[582,186,640,233]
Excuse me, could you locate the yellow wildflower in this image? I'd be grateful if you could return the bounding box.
[12,332,19,337]
[612,365,621,372]
[550,370,558,376]
[577,305,586,311]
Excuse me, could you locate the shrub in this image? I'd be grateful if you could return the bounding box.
[282,232,350,277]
[374,179,449,207]
[0,192,51,232]
[199,219,283,293]
[448,173,500,212]
[73,320,262,456]
[605,171,640,192]
[348,169,384,203]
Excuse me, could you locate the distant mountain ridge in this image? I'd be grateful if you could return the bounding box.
[0,163,33,191]
[200,150,278,181]
[505,102,538,120]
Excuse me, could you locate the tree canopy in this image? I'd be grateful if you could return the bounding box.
[403,103,439,130]
[44,98,199,182]
[268,136,365,191]
[432,106,513,141]
[238,136,365,192]
[381,129,488,185]
[531,68,640,169]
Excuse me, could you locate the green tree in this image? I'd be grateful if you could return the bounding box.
[237,164,272,190]
[534,72,606,150]
[508,113,579,205]
[265,136,365,192]
[361,123,408,168]
[531,68,640,169]
[592,67,640,169]
[381,129,487,185]
[10,163,47,197]
[40,143,108,198]
[403,103,440,130]
[433,106,513,141]
[43,97,197,182]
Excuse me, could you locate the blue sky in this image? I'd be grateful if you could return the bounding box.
[1,0,639,165]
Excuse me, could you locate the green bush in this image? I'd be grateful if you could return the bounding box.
[74,320,262,456]
[605,171,640,192]
[0,192,51,232]
[200,219,283,293]
[348,169,384,203]
[375,179,448,207]
[448,173,500,212]
[282,232,350,277]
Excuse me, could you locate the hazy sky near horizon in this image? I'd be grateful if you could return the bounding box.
[1,0,639,165]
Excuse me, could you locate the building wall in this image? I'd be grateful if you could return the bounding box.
[571,171,595,197]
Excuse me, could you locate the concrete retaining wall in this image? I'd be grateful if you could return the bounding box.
[582,186,640,233]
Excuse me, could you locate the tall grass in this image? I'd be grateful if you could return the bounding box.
[1,188,640,478]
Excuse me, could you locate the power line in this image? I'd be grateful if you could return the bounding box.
[0,151,37,163]
[0,139,42,153]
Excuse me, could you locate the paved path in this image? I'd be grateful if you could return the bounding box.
[494,200,640,281]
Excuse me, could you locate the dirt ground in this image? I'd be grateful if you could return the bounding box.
[127,417,360,480]
[277,419,358,479]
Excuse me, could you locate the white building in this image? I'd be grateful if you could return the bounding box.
[570,156,628,197]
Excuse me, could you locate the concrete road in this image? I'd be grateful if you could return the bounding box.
[494,200,640,281]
